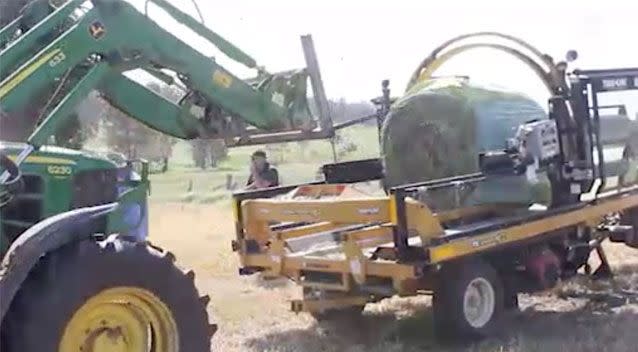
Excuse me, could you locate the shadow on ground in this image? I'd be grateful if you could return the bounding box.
[244,269,638,352]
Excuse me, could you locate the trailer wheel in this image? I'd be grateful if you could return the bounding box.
[433,259,504,339]
[302,287,365,321]
[1,235,214,351]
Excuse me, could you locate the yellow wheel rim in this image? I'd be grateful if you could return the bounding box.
[59,287,178,352]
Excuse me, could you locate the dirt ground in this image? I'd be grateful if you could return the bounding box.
[149,202,638,352]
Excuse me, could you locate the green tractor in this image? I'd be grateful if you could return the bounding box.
[0,143,151,254]
[0,0,333,350]
[0,145,214,351]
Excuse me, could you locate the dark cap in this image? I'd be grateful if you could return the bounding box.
[252,150,267,159]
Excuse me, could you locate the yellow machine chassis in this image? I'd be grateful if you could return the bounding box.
[233,183,638,314]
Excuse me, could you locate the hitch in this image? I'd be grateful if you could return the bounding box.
[591,245,613,280]
[602,224,638,248]
[570,235,613,280]
[291,295,368,314]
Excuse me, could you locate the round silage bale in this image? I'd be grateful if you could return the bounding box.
[381,78,550,208]
[382,86,476,185]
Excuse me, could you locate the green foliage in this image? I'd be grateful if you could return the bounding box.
[309,98,375,124]
[90,82,182,163]
[190,139,228,169]
[100,100,155,158]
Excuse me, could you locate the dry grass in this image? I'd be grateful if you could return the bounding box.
[148,202,638,352]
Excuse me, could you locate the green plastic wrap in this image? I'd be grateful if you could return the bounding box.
[381,78,550,208]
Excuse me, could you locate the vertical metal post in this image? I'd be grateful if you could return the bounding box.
[590,87,606,195]
[300,35,333,134]
[390,189,409,257]
[330,138,338,163]
[377,80,391,144]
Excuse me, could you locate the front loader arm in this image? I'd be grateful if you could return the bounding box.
[28,62,109,146]
[0,4,217,144]
[0,0,86,80]
[1,0,319,143]
[0,0,336,181]
[0,7,102,114]
[98,73,207,140]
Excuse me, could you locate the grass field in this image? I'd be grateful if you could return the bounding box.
[148,125,380,203]
[144,124,638,351]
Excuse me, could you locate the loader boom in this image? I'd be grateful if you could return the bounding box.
[0,0,334,152]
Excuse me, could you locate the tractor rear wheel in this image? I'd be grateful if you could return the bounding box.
[1,235,214,351]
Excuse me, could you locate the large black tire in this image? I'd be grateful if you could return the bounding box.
[433,259,504,339]
[1,235,214,351]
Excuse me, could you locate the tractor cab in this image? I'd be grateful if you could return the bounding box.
[0,142,149,254]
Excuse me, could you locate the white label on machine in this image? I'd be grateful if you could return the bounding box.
[349,260,362,275]
[271,92,285,107]
[516,120,559,162]
[189,105,205,118]
[358,207,380,215]
[602,78,628,90]
[526,159,540,183]
[571,183,582,194]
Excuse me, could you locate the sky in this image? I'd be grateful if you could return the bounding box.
[129,0,637,116]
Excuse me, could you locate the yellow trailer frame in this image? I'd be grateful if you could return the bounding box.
[232,179,638,314]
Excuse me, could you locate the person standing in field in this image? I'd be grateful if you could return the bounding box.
[246,150,279,189]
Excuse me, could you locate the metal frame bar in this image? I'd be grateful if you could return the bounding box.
[291,295,369,314]
[390,188,409,255]
[234,182,638,297]
[301,35,333,134]
[548,68,638,204]
[427,186,638,263]
[569,67,638,198]
[590,81,606,194]
[395,172,485,193]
